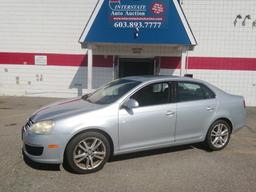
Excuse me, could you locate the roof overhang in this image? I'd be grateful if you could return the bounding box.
[79,0,197,50]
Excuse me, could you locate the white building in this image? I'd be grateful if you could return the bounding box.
[0,0,255,105]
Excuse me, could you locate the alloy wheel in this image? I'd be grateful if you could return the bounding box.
[73,137,106,170]
[210,123,229,148]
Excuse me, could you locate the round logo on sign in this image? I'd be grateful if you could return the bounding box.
[151,2,165,14]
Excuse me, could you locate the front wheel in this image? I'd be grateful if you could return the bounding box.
[65,131,111,174]
[205,120,231,151]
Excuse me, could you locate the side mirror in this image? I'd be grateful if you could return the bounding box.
[123,98,139,109]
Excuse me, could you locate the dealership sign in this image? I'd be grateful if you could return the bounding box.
[109,0,168,29]
[80,0,196,45]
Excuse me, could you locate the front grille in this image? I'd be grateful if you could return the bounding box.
[25,144,44,156]
[24,119,34,131]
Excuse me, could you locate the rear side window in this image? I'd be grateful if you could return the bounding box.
[177,82,215,102]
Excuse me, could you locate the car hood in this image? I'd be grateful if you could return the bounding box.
[31,97,105,122]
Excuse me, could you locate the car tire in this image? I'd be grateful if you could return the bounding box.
[205,120,231,151]
[65,131,111,174]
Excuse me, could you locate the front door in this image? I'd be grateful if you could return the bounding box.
[118,82,176,150]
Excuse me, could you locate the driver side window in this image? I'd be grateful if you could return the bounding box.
[131,82,170,107]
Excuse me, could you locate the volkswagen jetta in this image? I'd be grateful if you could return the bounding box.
[22,76,246,173]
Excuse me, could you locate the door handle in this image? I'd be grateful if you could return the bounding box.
[166,111,175,116]
[206,106,214,111]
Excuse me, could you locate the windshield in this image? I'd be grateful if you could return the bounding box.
[82,79,141,104]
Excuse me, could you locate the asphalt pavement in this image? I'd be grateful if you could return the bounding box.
[0,96,255,192]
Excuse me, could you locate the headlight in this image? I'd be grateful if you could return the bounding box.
[29,120,55,135]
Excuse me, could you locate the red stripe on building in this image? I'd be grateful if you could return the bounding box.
[161,57,181,69]
[0,52,35,65]
[94,56,113,67]
[0,52,113,67]
[0,52,256,70]
[188,57,256,71]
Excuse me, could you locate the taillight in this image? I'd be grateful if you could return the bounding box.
[243,99,246,108]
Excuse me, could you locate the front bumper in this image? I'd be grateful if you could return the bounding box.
[22,126,68,164]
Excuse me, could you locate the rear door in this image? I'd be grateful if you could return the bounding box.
[175,81,217,142]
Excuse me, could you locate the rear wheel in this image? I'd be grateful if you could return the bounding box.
[205,120,231,151]
[65,131,110,174]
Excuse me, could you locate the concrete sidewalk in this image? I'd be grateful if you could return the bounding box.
[0,96,256,192]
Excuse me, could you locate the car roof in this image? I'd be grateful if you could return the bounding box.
[122,75,199,83]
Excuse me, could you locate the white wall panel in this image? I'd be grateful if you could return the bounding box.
[0,64,255,106]
[159,69,181,76]
[0,65,113,98]
[92,67,113,89]
[0,0,255,106]
[182,0,256,58]
[0,0,97,54]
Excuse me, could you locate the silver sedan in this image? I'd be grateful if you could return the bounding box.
[22,76,246,173]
